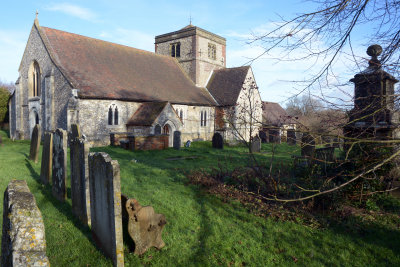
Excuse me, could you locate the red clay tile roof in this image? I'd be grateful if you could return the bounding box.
[126,102,168,126]
[262,101,293,126]
[39,26,216,106]
[206,66,249,106]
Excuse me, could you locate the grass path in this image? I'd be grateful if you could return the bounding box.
[0,130,399,266]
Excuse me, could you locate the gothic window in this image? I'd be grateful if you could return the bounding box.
[114,107,119,125]
[204,110,207,126]
[108,105,119,125]
[30,61,41,97]
[170,43,181,58]
[208,43,216,60]
[163,125,170,135]
[154,124,161,135]
[179,110,183,120]
[108,107,113,125]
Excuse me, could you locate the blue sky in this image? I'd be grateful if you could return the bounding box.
[0,0,380,105]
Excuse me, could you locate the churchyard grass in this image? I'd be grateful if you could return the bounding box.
[0,130,399,266]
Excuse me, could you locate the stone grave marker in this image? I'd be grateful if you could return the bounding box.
[212,132,223,149]
[89,152,124,267]
[122,196,166,255]
[52,128,67,202]
[301,132,315,158]
[29,124,41,163]
[173,131,181,150]
[185,140,191,148]
[1,180,50,266]
[250,136,261,153]
[70,123,81,139]
[40,132,53,184]
[259,130,267,143]
[287,130,296,145]
[70,137,91,226]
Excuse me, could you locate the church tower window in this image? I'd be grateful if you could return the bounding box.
[170,43,181,58]
[208,43,216,60]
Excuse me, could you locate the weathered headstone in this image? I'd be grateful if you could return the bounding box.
[1,180,50,266]
[40,132,53,184]
[287,130,296,145]
[29,124,41,163]
[185,140,191,148]
[70,124,81,140]
[301,132,315,158]
[52,128,67,202]
[173,131,181,150]
[212,132,223,149]
[122,196,166,255]
[70,137,91,226]
[259,130,267,143]
[250,136,261,153]
[89,152,124,267]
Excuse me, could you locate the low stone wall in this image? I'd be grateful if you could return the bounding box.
[1,180,50,266]
[128,135,169,151]
[111,132,169,150]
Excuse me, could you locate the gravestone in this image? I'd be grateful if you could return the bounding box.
[287,130,296,145]
[1,180,50,266]
[173,131,181,150]
[259,130,267,143]
[40,132,53,184]
[301,132,315,158]
[70,137,91,226]
[122,196,166,255]
[212,132,223,149]
[29,124,41,163]
[70,124,81,139]
[250,136,261,153]
[314,147,335,163]
[52,129,67,202]
[185,140,191,148]
[89,152,124,267]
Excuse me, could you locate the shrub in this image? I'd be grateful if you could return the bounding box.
[0,87,10,123]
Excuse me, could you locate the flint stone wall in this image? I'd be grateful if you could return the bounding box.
[1,180,50,266]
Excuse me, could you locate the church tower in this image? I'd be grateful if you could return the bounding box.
[155,25,226,87]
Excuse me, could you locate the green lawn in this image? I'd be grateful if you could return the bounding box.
[0,130,399,266]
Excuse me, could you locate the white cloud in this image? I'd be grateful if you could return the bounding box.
[98,28,155,52]
[45,3,98,22]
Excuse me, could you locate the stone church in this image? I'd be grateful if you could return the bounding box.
[9,19,262,146]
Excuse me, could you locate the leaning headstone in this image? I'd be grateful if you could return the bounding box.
[70,137,91,226]
[185,140,191,148]
[250,136,261,153]
[29,124,41,163]
[89,152,124,267]
[123,197,166,255]
[52,128,67,202]
[301,132,315,158]
[1,180,50,266]
[173,131,181,150]
[40,132,53,184]
[259,130,267,143]
[287,130,296,145]
[212,132,223,149]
